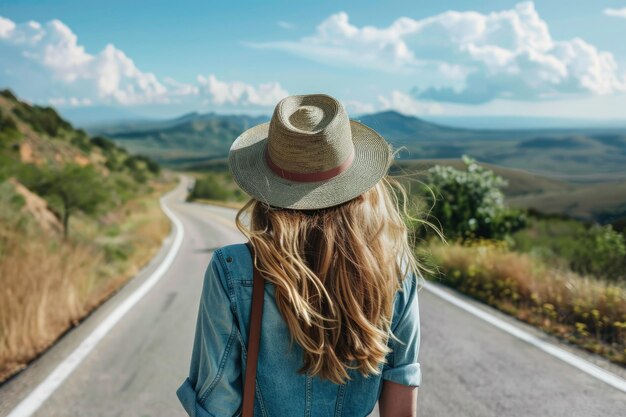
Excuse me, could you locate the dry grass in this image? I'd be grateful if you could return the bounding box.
[0,180,174,382]
[426,240,626,366]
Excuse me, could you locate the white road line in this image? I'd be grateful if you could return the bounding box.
[7,184,186,417]
[422,281,626,393]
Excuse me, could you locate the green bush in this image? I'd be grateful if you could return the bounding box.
[91,136,125,153]
[189,172,245,202]
[139,155,160,175]
[512,218,626,282]
[0,89,18,101]
[70,130,92,153]
[0,110,21,146]
[13,104,71,137]
[0,109,17,133]
[190,174,231,201]
[104,242,131,263]
[572,225,626,282]
[425,155,526,241]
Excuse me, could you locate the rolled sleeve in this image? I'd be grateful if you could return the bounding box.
[176,378,217,417]
[176,251,243,416]
[383,271,422,387]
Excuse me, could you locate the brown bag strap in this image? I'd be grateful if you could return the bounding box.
[242,241,265,417]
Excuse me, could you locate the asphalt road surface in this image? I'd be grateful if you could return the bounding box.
[1,175,625,417]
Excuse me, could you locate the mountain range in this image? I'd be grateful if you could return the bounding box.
[89,110,626,181]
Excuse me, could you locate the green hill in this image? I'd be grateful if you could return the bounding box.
[391,159,573,197]
[0,89,170,383]
[0,89,159,185]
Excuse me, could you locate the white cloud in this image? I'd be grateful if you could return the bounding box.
[197,74,288,107]
[0,16,167,105]
[377,91,443,116]
[49,97,93,107]
[342,99,375,115]
[252,2,626,103]
[164,77,199,97]
[0,16,287,109]
[604,8,626,18]
[278,21,296,30]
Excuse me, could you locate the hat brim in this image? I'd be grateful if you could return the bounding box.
[228,120,393,210]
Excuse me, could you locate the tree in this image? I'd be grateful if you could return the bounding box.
[425,156,526,241]
[31,164,109,238]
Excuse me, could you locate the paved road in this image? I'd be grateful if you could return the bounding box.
[1,175,625,417]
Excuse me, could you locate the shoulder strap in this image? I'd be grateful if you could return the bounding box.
[242,241,265,417]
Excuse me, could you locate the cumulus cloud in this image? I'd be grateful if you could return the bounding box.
[604,8,626,18]
[163,77,199,97]
[0,16,167,105]
[252,2,626,104]
[48,97,93,107]
[0,16,287,108]
[197,74,288,107]
[342,99,375,115]
[377,91,443,115]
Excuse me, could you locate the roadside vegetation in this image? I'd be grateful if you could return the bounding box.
[412,156,625,366]
[0,89,175,382]
[186,167,247,208]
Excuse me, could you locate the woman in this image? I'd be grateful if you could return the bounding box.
[177,94,426,417]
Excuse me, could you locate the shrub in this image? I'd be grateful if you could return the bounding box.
[140,155,160,175]
[13,104,71,137]
[571,225,626,282]
[427,241,626,365]
[513,219,626,282]
[0,109,18,134]
[91,136,124,153]
[70,130,92,153]
[188,172,246,202]
[425,155,526,241]
[0,89,18,101]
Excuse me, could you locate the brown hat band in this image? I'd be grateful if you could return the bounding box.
[264,146,355,183]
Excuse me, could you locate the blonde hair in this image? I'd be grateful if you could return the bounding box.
[235,173,431,384]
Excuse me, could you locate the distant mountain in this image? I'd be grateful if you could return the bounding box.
[356,111,464,143]
[90,109,626,178]
[89,112,269,168]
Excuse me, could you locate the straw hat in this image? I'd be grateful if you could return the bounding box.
[228,94,393,210]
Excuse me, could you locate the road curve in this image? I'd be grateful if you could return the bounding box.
[1,174,625,417]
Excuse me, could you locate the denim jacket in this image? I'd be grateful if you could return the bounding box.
[176,243,422,417]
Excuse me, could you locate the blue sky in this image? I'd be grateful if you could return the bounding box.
[1,0,626,121]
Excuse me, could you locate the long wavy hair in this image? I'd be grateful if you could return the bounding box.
[234,173,432,385]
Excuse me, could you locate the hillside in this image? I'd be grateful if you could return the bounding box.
[393,159,626,223]
[391,159,573,197]
[0,89,160,186]
[92,110,626,179]
[507,182,626,224]
[0,89,171,382]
